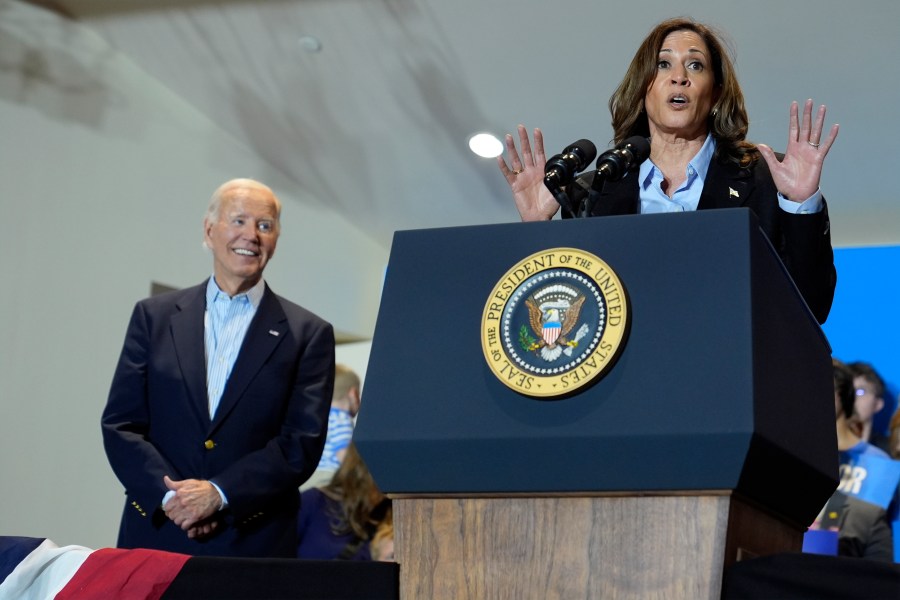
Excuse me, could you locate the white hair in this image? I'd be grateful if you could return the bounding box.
[203,178,282,249]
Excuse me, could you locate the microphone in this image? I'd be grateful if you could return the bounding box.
[544,139,597,186]
[582,136,650,217]
[594,136,651,182]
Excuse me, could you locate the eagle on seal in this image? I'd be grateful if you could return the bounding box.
[525,295,586,361]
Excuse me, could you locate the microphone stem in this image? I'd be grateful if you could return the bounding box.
[584,170,609,217]
[544,177,577,217]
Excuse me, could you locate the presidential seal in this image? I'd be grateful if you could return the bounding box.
[481,248,629,398]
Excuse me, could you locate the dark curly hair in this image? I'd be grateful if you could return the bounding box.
[833,359,855,419]
[847,361,886,400]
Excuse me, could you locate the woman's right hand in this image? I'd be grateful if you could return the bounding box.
[497,125,560,221]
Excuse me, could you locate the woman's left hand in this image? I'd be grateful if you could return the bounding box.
[758,99,839,202]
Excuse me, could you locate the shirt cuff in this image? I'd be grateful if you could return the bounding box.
[209,480,229,510]
[162,490,175,508]
[778,189,822,214]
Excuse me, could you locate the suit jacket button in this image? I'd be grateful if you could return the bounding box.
[204,439,215,450]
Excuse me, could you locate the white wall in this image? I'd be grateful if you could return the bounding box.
[0,2,386,549]
[335,341,373,392]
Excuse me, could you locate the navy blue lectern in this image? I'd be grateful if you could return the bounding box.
[355,209,838,599]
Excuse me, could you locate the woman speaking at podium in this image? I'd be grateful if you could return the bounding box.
[497,17,838,324]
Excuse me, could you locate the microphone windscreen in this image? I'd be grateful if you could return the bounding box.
[564,139,598,166]
[622,136,650,163]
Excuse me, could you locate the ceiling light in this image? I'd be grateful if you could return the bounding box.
[298,35,322,53]
[468,133,504,158]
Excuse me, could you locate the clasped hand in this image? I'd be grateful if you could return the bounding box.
[162,475,222,539]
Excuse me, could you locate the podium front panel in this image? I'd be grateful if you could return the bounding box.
[355,209,836,525]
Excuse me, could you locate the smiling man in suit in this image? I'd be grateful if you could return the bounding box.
[102,178,335,557]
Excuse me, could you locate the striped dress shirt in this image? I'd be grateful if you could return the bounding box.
[204,277,264,419]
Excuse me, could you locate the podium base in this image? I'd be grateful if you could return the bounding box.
[393,493,802,600]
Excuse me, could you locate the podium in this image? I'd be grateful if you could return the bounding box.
[354,209,838,599]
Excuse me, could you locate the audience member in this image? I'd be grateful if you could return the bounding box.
[369,509,395,562]
[296,443,391,560]
[833,360,890,459]
[807,359,894,561]
[847,361,891,453]
[301,364,362,491]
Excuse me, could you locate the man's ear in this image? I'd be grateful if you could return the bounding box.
[203,219,213,248]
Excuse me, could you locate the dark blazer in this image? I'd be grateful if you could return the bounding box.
[825,492,894,562]
[101,281,335,557]
[566,156,836,323]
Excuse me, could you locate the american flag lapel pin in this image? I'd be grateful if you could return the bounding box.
[729,187,739,199]
[269,330,280,337]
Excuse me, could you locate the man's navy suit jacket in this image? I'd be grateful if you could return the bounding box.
[102,280,335,557]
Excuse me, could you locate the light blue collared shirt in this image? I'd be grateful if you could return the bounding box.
[204,276,265,419]
[637,134,822,214]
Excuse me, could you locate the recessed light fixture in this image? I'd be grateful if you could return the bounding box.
[298,35,322,53]
[468,133,504,158]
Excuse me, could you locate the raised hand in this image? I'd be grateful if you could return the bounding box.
[757,99,839,202]
[497,125,559,221]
